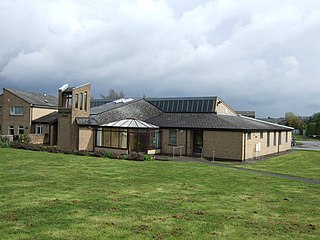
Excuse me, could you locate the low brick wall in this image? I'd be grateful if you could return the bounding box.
[0,135,14,142]
[29,134,46,144]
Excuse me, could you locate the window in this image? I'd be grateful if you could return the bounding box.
[285,131,288,142]
[36,124,44,134]
[278,131,282,145]
[247,132,251,140]
[96,128,127,149]
[10,106,23,115]
[169,129,177,145]
[8,126,14,135]
[273,131,277,146]
[79,93,83,110]
[62,93,72,108]
[18,126,24,135]
[267,132,270,147]
[260,132,263,139]
[75,94,79,108]
[84,92,88,111]
[148,129,160,149]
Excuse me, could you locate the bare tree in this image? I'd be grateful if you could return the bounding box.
[100,89,125,100]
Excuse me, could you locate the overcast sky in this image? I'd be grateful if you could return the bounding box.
[0,0,319,117]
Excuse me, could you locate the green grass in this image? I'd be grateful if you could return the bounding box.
[238,150,320,181]
[0,148,319,239]
[293,134,320,141]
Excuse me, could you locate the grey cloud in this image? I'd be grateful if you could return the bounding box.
[0,0,319,117]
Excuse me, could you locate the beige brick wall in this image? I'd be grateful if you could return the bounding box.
[57,113,72,149]
[57,84,91,150]
[215,99,237,116]
[160,128,291,161]
[245,131,291,160]
[203,131,243,160]
[79,127,94,151]
[1,89,32,135]
[29,134,46,144]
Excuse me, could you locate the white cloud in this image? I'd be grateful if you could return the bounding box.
[0,0,320,117]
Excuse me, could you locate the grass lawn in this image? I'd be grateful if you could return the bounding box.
[238,150,320,181]
[0,148,319,239]
[293,134,320,141]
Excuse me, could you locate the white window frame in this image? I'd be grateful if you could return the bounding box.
[10,106,23,116]
[169,129,177,145]
[36,124,44,134]
[18,126,25,135]
[8,126,14,135]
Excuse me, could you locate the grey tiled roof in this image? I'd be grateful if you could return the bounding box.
[32,112,60,124]
[78,97,291,131]
[146,113,292,131]
[6,89,58,107]
[77,99,163,126]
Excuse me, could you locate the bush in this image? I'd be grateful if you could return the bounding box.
[127,152,144,161]
[90,150,105,157]
[0,136,11,148]
[18,133,31,143]
[143,154,154,161]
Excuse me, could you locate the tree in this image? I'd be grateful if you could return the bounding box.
[285,112,303,129]
[307,112,320,136]
[100,89,125,100]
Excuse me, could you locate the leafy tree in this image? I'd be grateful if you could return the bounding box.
[307,112,320,136]
[285,112,303,129]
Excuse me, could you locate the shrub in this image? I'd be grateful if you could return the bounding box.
[127,152,144,161]
[103,151,114,159]
[0,136,11,148]
[90,150,105,157]
[143,154,154,161]
[74,150,88,156]
[18,133,31,143]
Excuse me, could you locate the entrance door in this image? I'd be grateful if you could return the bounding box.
[193,130,203,155]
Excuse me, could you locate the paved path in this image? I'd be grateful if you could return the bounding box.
[293,140,320,151]
[156,155,320,185]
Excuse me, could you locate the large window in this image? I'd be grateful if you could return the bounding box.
[84,92,88,111]
[260,131,263,139]
[148,129,160,149]
[96,128,160,151]
[169,129,177,145]
[273,131,277,146]
[10,106,23,115]
[96,128,128,149]
[75,94,79,108]
[79,93,83,110]
[267,132,270,147]
[8,126,14,135]
[285,131,288,142]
